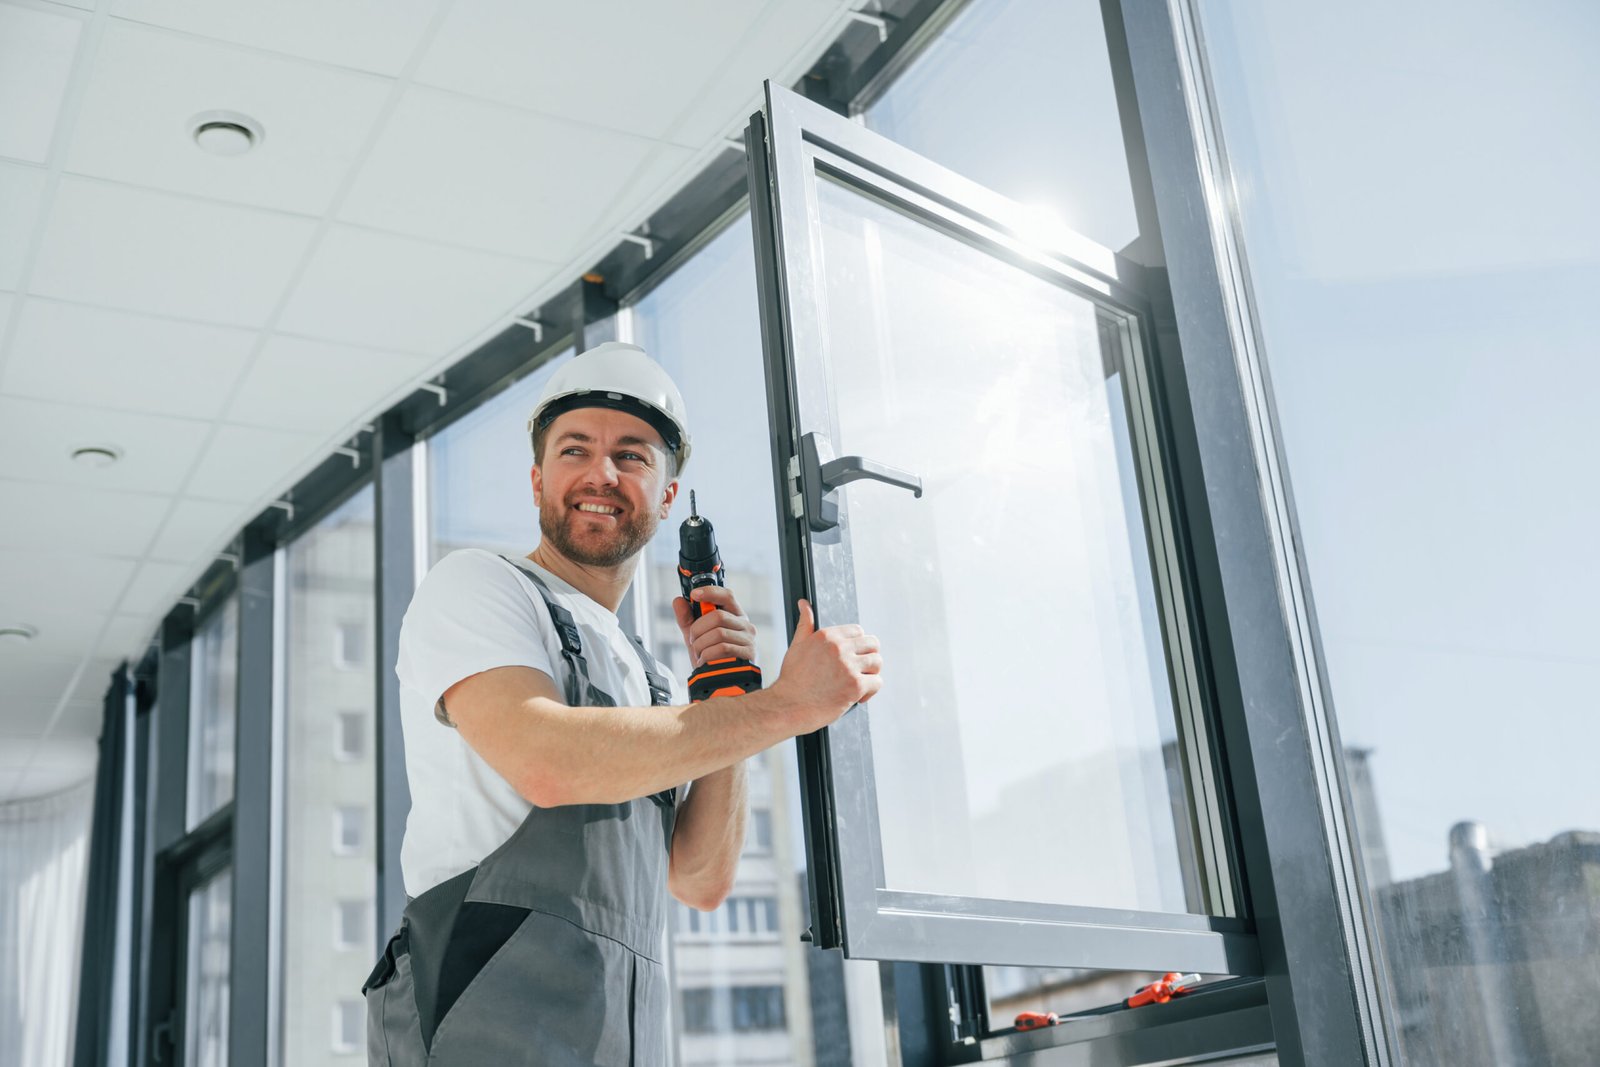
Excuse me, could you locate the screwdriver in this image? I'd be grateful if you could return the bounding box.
[678,491,763,702]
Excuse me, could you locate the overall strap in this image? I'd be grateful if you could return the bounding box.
[498,556,605,707]
[626,634,673,707]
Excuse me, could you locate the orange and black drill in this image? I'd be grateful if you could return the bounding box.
[679,491,763,702]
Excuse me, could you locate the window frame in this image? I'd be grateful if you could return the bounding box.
[745,81,1253,978]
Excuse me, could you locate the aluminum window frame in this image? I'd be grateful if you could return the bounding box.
[746,81,1254,978]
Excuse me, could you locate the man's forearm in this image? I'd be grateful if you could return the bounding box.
[668,761,747,910]
[451,666,801,808]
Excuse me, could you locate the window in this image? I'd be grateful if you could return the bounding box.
[331,620,366,670]
[744,809,773,855]
[679,986,787,1034]
[333,709,365,761]
[331,999,363,1054]
[281,488,378,1065]
[183,866,231,1067]
[427,350,573,564]
[186,596,238,829]
[332,805,365,856]
[1196,2,1600,1063]
[333,900,367,951]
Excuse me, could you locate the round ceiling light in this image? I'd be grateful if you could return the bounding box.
[190,110,263,157]
[0,625,38,646]
[71,444,123,468]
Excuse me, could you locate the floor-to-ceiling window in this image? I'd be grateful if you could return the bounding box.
[280,487,378,1065]
[1195,3,1600,1063]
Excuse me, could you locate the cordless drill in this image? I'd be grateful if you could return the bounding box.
[678,491,763,702]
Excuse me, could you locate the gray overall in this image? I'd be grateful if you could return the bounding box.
[364,558,678,1066]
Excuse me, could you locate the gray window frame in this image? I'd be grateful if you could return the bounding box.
[744,81,1253,978]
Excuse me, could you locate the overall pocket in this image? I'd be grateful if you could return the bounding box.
[364,927,427,1067]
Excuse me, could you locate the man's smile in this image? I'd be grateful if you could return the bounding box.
[573,501,623,516]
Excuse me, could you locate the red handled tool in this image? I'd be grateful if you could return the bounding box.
[679,491,763,701]
[1012,973,1202,1031]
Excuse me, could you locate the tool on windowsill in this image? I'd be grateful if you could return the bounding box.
[1012,973,1203,1031]
[678,491,763,701]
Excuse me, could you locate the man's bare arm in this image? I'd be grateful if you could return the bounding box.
[445,600,880,809]
[667,762,746,910]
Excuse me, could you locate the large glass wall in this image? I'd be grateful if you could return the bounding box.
[184,866,231,1067]
[1196,3,1600,1064]
[280,487,377,1066]
[187,597,238,829]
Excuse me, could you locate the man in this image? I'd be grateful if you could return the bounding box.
[363,341,882,1065]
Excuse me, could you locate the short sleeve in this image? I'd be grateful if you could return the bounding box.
[397,550,557,708]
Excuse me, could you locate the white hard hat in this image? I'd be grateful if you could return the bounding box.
[526,342,692,472]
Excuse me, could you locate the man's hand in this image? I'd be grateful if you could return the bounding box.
[672,585,759,667]
[768,599,882,733]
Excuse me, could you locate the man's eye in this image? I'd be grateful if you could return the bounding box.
[619,452,646,463]
[561,447,585,457]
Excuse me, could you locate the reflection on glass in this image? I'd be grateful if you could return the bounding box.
[187,598,238,829]
[1196,2,1600,1062]
[813,176,1200,914]
[427,351,572,563]
[281,487,376,1064]
[184,867,231,1067]
[864,0,1140,253]
[633,215,831,1067]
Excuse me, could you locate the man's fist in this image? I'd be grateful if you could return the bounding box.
[770,599,882,733]
[672,584,759,668]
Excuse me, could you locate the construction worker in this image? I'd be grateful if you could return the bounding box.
[363,341,882,1065]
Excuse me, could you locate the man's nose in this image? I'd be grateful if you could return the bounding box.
[582,453,621,486]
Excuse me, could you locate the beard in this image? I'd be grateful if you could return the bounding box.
[538,491,659,568]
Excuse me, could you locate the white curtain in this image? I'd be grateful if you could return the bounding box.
[0,779,94,1067]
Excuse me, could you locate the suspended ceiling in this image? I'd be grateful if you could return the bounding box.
[0,0,857,801]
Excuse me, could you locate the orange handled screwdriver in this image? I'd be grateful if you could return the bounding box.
[679,491,762,702]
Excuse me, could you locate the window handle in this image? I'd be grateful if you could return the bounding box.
[800,431,923,532]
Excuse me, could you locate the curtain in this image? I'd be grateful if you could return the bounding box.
[0,779,94,1066]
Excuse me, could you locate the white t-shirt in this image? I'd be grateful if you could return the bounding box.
[395,548,688,898]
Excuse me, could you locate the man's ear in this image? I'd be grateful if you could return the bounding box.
[659,476,678,519]
[530,463,543,507]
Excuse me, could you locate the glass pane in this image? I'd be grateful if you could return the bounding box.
[632,213,886,1066]
[187,598,238,829]
[1197,2,1600,1062]
[184,867,231,1067]
[812,176,1200,914]
[427,350,573,564]
[864,0,1140,253]
[985,965,1165,1025]
[280,486,376,1066]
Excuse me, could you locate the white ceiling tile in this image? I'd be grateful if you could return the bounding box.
[0,161,50,289]
[96,613,156,662]
[227,334,431,434]
[185,422,320,503]
[30,177,317,328]
[416,0,771,143]
[109,0,441,77]
[662,0,849,147]
[341,88,694,260]
[0,394,212,494]
[0,291,12,340]
[48,700,104,742]
[0,733,96,769]
[146,496,244,564]
[0,478,169,556]
[278,225,554,354]
[2,298,257,419]
[68,22,395,216]
[117,559,194,616]
[0,606,109,660]
[0,549,139,617]
[67,656,123,704]
[0,651,81,720]
[0,3,83,163]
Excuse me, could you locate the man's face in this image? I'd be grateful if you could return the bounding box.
[531,407,677,568]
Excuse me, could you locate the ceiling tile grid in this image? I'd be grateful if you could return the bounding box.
[0,0,860,801]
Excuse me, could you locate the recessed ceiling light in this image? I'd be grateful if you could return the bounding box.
[0,625,38,646]
[189,110,263,157]
[71,445,123,468]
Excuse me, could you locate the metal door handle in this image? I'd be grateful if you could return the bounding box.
[800,431,923,532]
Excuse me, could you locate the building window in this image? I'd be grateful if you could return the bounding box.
[744,809,773,855]
[332,805,365,855]
[333,709,365,761]
[333,900,366,950]
[332,620,366,670]
[732,986,786,1032]
[680,986,786,1034]
[331,998,363,1053]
